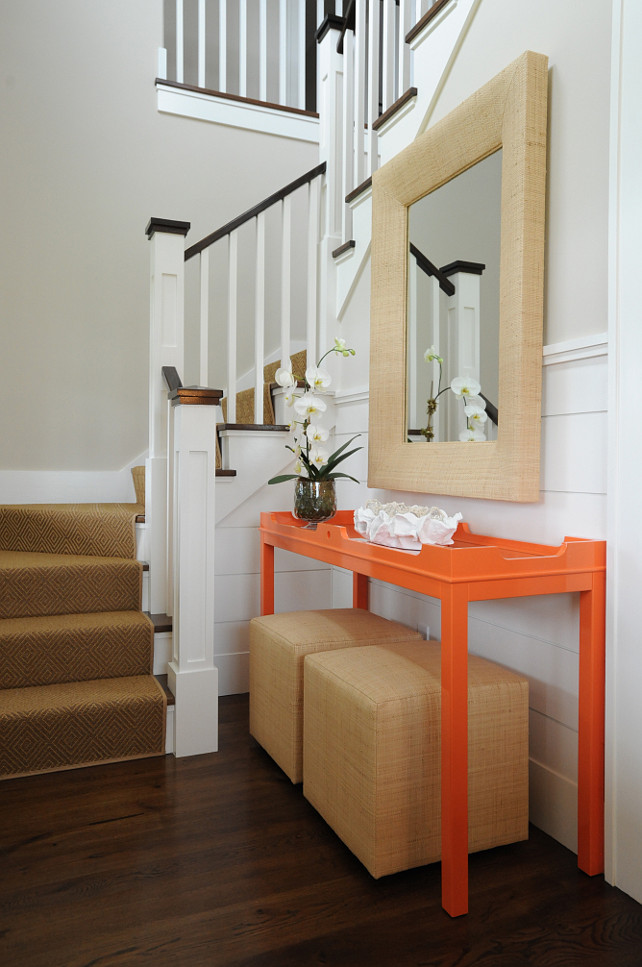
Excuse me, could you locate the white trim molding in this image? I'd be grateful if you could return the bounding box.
[543,333,608,366]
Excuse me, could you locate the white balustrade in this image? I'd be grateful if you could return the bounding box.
[166,0,310,111]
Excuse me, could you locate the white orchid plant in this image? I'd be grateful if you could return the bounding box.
[268,338,362,484]
[422,346,488,442]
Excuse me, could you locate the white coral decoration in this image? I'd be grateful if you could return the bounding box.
[354,500,462,550]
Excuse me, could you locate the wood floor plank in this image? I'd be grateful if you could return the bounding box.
[0,694,641,966]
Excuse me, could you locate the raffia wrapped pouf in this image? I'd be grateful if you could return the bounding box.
[249,609,423,783]
[303,640,529,878]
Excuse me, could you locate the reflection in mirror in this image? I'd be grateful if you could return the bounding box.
[406,150,501,443]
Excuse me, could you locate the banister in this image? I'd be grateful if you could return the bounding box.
[409,242,455,296]
[184,162,327,261]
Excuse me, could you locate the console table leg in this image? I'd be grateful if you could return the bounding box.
[353,572,368,610]
[578,572,606,875]
[440,586,470,916]
[260,540,275,616]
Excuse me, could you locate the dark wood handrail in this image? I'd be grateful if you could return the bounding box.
[409,243,455,296]
[162,366,182,393]
[480,393,498,427]
[184,162,327,261]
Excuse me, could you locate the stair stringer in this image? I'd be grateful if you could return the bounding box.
[215,429,293,525]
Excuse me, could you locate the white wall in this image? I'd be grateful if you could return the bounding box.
[0,0,316,476]
[328,0,612,861]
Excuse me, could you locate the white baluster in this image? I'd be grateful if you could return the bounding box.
[397,0,412,94]
[281,195,292,371]
[239,0,247,97]
[366,0,380,177]
[199,248,209,387]
[227,232,238,424]
[306,177,319,366]
[259,0,268,102]
[279,0,288,106]
[218,0,227,92]
[157,47,168,80]
[254,212,266,424]
[353,0,366,187]
[175,0,184,84]
[342,28,355,238]
[381,0,396,112]
[297,0,306,109]
[197,0,206,88]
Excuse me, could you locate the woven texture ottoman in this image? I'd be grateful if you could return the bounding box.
[249,609,423,783]
[303,640,529,878]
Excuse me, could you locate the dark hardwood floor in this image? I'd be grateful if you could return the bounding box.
[1,694,641,967]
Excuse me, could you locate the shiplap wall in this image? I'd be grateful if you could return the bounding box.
[325,336,608,853]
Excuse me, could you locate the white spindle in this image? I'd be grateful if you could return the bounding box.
[366,0,380,176]
[175,0,184,84]
[254,213,266,424]
[281,196,292,371]
[382,0,396,112]
[259,0,268,102]
[157,47,168,80]
[297,0,306,109]
[199,249,209,386]
[218,0,227,92]
[306,178,319,366]
[227,233,238,424]
[239,0,247,97]
[197,0,206,88]
[353,0,367,187]
[397,0,411,94]
[342,28,355,239]
[279,0,288,106]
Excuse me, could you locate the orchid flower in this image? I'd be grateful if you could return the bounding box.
[293,394,327,418]
[459,428,487,442]
[275,362,296,388]
[451,376,482,398]
[464,404,488,427]
[306,423,329,444]
[424,345,443,364]
[305,366,331,391]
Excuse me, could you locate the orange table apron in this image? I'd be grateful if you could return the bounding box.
[259,511,606,917]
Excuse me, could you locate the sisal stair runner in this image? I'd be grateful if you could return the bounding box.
[0,488,166,780]
[217,350,307,468]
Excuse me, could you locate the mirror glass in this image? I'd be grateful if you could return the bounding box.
[406,150,501,443]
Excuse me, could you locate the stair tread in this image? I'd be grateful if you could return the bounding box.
[0,610,152,633]
[0,674,164,713]
[0,503,141,559]
[0,549,141,568]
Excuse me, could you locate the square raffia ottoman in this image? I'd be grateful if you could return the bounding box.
[249,609,423,783]
[303,639,529,878]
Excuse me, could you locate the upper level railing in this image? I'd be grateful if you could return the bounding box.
[160,0,319,111]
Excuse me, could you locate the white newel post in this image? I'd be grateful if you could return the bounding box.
[443,262,484,440]
[316,13,344,353]
[146,218,190,617]
[168,389,220,757]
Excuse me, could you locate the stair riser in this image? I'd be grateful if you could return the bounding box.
[0,559,142,620]
[0,616,154,689]
[0,505,138,559]
[0,678,166,779]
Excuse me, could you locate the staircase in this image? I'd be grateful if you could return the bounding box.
[0,485,166,780]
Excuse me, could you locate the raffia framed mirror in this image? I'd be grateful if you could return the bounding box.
[368,51,548,501]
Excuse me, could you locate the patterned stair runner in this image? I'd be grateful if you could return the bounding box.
[0,489,166,780]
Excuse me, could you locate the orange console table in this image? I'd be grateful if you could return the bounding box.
[259,511,606,917]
